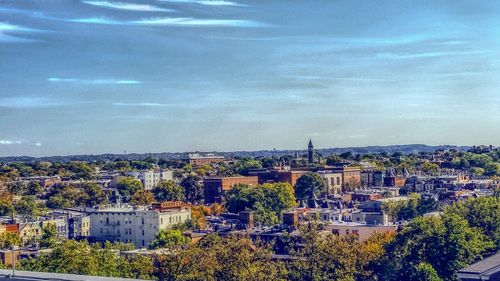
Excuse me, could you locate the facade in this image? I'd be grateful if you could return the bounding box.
[186,153,224,166]
[19,218,68,245]
[317,171,343,194]
[329,166,362,189]
[323,222,397,241]
[89,202,191,248]
[68,215,91,239]
[124,170,173,190]
[203,176,259,204]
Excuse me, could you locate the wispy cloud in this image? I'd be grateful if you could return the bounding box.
[159,0,246,7]
[48,77,143,84]
[0,140,23,145]
[68,16,265,27]
[0,97,63,108]
[376,50,488,60]
[131,17,264,27]
[0,22,39,43]
[284,75,395,82]
[83,1,175,12]
[112,102,171,107]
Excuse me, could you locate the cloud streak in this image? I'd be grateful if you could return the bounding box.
[83,1,175,12]
[48,77,143,84]
[0,22,39,43]
[0,140,23,145]
[112,102,171,107]
[0,97,63,108]
[159,0,246,7]
[68,16,265,27]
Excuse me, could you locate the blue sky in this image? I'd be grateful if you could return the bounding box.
[1,0,499,157]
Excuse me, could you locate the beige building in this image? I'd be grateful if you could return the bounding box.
[323,222,397,241]
[317,171,343,194]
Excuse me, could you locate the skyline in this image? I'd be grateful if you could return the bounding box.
[1,0,500,157]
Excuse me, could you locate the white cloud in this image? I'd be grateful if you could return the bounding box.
[67,17,266,27]
[159,0,246,7]
[0,97,63,108]
[48,77,143,84]
[0,140,22,145]
[83,1,175,12]
[0,22,39,43]
[112,102,171,107]
[35,142,42,146]
[131,17,263,27]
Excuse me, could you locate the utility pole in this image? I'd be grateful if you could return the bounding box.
[11,245,18,276]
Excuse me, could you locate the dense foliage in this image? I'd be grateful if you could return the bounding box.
[225,183,297,225]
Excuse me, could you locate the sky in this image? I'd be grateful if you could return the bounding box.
[1,0,500,157]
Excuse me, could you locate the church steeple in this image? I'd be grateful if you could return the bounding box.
[308,139,314,163]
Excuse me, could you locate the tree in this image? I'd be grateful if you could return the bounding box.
[444,196,500,250]
[380,214,494,280]
[180,175,203,203]
[225,183,297,226]
[40,223,57,248]
[294,173,326,201]
[156,234,287,281]
[149,229,190,249]
[130,190,154,206]
[115,177,143,198]
[0,232,21,249]
[15,196,47,219]
[81,182,108,207]
[21,240,154,279]
[152,180,184,202]
[413,263,443,281]
[421,162,440,175]
[26,181,44,196]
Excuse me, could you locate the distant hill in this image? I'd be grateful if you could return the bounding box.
[0,144,470,163]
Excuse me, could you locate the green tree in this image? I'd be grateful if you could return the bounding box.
[40,223,57,248]
[225,183,297,226]
[81,182,108,207]
[180,175,203,203]
[149,229,190,249]
[115,177,143,198]
[152,180,184,202]
[294,173,326,201]
[380,214,494,280]
[130,190,154,206]
[15,196,47,219]
[0,232,22,249]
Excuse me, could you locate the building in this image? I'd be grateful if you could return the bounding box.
[185,153,224,166]
[249,169,307,187]
[317,171,343,194]
[203,176,259,204]
[323,222,397,241]
[18,218,68,245]
[68,215,91,239]
[329,166,362,189]
[123,170,173,190]
[89,202,191,248]
[457,252,500,281]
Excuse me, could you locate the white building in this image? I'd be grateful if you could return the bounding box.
[125,170,173,190]
[89,202,191,248]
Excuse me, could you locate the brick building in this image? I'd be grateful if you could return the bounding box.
[203,176,258,203]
